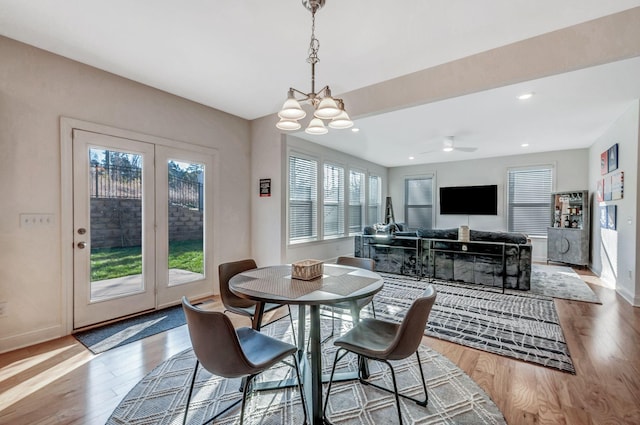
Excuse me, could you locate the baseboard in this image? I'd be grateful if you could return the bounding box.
[616,285,640,307]
[0,324,64,354]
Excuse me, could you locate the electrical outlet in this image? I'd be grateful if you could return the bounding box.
[20,213,55,227]
[0,301,7,318]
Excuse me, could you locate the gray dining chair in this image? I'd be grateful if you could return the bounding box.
[334,256,377,317]
[320,256,377,341]
[181,297,308,425]
[323,285,437,425]
[219,259,296,343]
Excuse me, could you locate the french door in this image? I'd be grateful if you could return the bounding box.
[72,129,213,329]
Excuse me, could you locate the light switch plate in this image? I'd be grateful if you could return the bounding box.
[20,213,55,227]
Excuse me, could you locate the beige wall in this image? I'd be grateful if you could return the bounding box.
[0,36,252,352]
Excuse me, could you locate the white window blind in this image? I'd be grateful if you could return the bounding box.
[508,166,552,236]
[368,175,381,225]
[349,170,365,234]
[405,177,433,229]
[323,163,345,238]
[289,155,317,243]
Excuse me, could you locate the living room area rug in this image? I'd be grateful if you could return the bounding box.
[107,318,506,425]
[526,263,600,303]
[375,273,576,374]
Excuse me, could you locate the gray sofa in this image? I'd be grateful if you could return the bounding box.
[354,227,532,290]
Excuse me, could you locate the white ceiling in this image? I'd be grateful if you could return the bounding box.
[2,0,640,167]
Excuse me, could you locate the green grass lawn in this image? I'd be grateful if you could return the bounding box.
[91,239,204,281]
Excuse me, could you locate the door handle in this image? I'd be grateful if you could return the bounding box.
[77,241,87,249]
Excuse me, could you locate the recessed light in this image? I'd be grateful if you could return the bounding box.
[409,156,415,160]
[521,143,529,147]
[351,128,360,133]
[518,92,534,100]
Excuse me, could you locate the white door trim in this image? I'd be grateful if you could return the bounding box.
[60,117,220,334]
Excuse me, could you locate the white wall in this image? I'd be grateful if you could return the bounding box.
[588,101,640,303]
[388,149,590,262]
[0,36,252,353]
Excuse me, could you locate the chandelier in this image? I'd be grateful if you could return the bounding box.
[276,0,353,134]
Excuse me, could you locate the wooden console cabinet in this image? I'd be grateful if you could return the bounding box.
[547,190,589,267]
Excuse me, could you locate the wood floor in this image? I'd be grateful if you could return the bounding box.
[1,269,639,425]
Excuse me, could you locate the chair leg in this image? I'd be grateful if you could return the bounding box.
[183,360,200,425]
[324,307,336,342]
[291,353,309,424]
[323,348,347,420]
[287,305,297,346]
[239,374,256,424]
[356,356,429,424]
[371,300,377,319]
[415,351,428,406]
[385,360,404,425]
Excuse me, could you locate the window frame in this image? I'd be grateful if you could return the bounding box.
[323,162,346,239]
[288,153,319,244]
[348,168,366,235]
[506,165,554,237]
[404,176,434,230]
[286,150,384,246]
[367,175,382,226]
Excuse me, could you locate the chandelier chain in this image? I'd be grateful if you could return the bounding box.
[307,8,320,65]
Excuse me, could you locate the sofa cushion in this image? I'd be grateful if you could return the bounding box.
[416,228,458,240]
[395,231,418,237]
[470,230,528,244]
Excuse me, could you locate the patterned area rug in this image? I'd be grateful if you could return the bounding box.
[528,264,600,303]
[374,274,575,374]
[107,319,506,425]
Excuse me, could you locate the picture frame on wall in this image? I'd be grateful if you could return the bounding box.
[611,171,624,200]
[600,205,607,228]
[608,143,618,173]
[600,150,608,175]
[596,179,604,202]
[603,175,612,201]
[607,205,617,230]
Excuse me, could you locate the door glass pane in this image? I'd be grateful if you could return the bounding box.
[167,160,205,286]
[89,148,144,301]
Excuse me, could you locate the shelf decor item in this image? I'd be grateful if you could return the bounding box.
[292,259,324,280]
[458,225,470,242]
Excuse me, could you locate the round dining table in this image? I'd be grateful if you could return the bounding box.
[229,263,384,425]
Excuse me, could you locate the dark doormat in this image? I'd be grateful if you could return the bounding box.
[74,305,186,354]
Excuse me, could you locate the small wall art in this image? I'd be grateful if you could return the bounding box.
[600,150,608,175]
[603,176,612,201]
[607,204,617,230]
[596,179,604,202]
[611,171,624,200]
[608,143,618,173]
[259,178,271,197]
[600,205,607,228]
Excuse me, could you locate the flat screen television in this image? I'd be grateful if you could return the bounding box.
[439,184,498,215]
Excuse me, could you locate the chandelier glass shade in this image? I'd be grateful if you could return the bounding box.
[276,0,353,134]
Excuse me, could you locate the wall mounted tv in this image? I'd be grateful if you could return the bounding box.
[439,185,498,215]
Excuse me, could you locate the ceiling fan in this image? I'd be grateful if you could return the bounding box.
[420,136,478,154]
